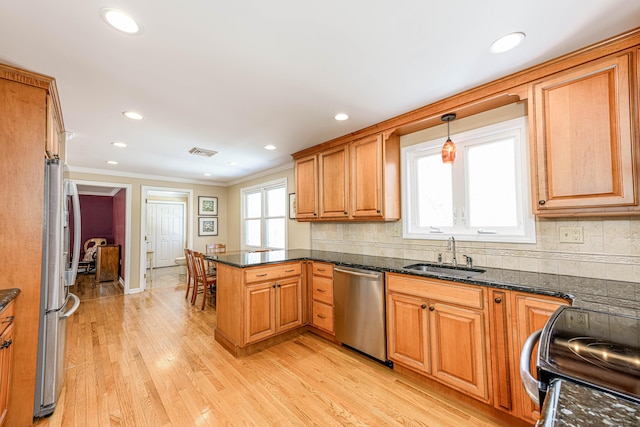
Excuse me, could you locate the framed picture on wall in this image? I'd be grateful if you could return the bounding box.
[198,217,218,236]
[198,196,218,216]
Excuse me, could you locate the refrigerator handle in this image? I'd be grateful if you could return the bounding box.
[64,180,81,287]
[60,293,80,319]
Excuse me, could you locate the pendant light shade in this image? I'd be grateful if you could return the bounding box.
[441,113,457,164]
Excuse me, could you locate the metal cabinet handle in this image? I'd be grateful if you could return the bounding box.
[494,297,502,303]
[317,268,326,272]
[256,273,268,277]
[1,316,14,324]
[421,304,427,309]
[316,314,326,319]
[0,339,12,349]
[520,329,542,406]
[285,269,295,273]
[429,306,435,311]
[538,200,546,205]
[316,288,327,293]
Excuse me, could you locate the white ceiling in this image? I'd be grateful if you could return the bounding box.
[2,1,639,185]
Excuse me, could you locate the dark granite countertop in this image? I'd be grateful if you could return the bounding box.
[208,249,575,301]
[539,379,640,426]
[0,288,20,311]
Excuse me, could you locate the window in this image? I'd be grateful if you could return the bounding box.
[241,178,287,250]
[402,117,535,243]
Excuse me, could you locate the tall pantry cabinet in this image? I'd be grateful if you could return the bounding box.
[0,63,64,427]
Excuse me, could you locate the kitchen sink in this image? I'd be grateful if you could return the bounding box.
[403,263,485,278]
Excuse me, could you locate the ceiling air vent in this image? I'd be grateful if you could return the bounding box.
[189,147,218,157]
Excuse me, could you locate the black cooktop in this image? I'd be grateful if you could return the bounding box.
[538,306,640,402]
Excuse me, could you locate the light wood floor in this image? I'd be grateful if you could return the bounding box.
[34,278,504,426]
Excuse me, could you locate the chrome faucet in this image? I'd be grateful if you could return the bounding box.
[447,236,457,266]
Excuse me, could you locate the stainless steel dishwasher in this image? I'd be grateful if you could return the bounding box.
[333,266,391,366]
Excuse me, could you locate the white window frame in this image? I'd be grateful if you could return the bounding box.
[240,178,288,250]
[401,117,535,243]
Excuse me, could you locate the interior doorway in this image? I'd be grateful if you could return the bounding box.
[74,180,132,294]
[140,187,193,291]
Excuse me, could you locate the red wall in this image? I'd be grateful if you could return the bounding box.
[79,195,114,249]
[113,189,126,278]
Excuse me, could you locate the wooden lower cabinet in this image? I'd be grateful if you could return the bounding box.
[0,301,16,427]
[388,273,571,424]
[386,274,489,401]
[245,276,302,345]
[510,292,568,422]
[309,262,334,334]
[216,261,304,353]
[489,289,569,423]
[387,293,429,373]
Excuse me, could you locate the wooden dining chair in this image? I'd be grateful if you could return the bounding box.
[192,251,216,309]
[204,243,226,273]
[184,248,197,301]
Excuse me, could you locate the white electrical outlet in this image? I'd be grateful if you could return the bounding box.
[559,226,584,243]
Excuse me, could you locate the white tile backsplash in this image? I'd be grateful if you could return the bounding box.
[311,217,640,283]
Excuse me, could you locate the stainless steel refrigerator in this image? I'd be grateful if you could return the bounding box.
[34,159,81,417]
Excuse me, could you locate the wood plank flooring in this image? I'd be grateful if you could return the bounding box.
[33,276,504,426]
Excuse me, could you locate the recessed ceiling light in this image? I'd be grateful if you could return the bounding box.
[489,32,526,54]
[334,113,349,121]
[100,8,143,35]
[264,145,277,150]
[203,173,211,177]
[122,111,143,120]
[106,160,118,165]
[229,162,238,166]
[111,142,127,148]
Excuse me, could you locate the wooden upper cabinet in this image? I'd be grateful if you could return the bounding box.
[293,132,400,221]
[530,50,639,216]
[318,144,350,219]
[294,154,318,219]
[351,135,382,218]
[45,95,60,159]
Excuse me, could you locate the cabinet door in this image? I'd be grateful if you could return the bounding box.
[245,282,276,344]
[489,290,514,413]
[45,95,60,159]
[351,135,383,218]
[511,294,567,422]
[294,155,318,219]
[276,276,302,333]
[318,144,349,218]
[0,321,14,427]
[531,51,637,214]
[430,302,488,401]
[387,293,430,373]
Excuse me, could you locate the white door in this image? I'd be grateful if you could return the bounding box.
[151,203,185,268]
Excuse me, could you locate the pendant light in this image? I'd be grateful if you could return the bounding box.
[441,113,457,164]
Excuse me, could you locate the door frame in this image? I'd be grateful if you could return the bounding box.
[140,186,193,291]
[73,180,133,294]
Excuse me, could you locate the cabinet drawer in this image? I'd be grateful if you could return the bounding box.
[0,301,15,336]
[312,262,333,278]
[312,301,334,333]
[387,273,484,309]
[244,262,301,283]
[312,276,333,305]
